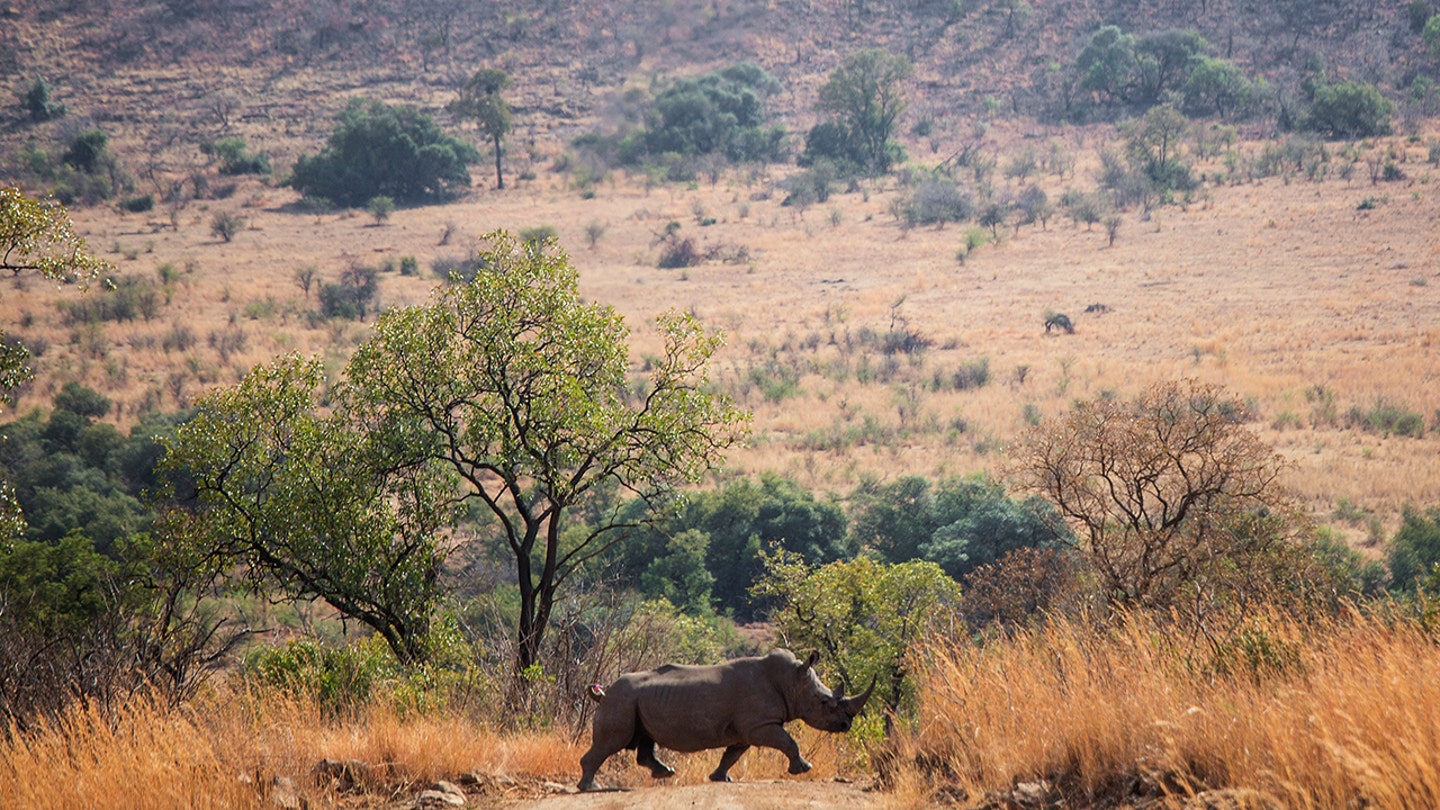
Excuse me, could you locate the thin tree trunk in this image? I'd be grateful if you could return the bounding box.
[494,133,504,190]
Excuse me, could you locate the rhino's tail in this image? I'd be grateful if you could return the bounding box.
[586,683,606,703]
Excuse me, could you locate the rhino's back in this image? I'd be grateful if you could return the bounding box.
[619,658,786,752]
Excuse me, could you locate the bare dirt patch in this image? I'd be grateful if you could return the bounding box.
[495,779,879,810]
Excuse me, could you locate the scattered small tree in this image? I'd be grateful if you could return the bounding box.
[367,195,395,225]
[450,68,513,189]
[1104,213,1123,246]
[806,49,912,174]
[209,211,244,242]
[20,77,65,122]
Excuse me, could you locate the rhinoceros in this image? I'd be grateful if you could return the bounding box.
[577,649,874,791]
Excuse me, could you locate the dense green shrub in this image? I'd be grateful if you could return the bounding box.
[904,179,974,225]
[644,62,787,163]
[1387,505,1440,590]
[120,193,154,213]
[1303,81,1392,139]
[848,474,1063,580]
[20,77,65,121]
[607,474,852,620]
[289,98,478,206]
[205,137,272,176]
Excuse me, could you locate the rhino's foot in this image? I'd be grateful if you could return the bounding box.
[708,772,734,783]
[648,763,675,779]
[787,758,813,776]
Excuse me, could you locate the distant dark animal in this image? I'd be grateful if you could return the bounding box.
[1045,313,1074,334]
[577,649,874,791]
[1084,303,1110,314]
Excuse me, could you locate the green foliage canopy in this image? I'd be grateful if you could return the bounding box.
[807,49,911,174]
[343,231,748,672]
[610,473,851,620]
[450,68,513,189]
[1303,80,1392,139]
[162,355,457,664]
[755,552,959,718]
[645,63,786,163]
[290,98,478,207]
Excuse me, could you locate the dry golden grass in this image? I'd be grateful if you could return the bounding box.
[4,124,1439,544]
[0,685,866,808]
[897,610,1440,808]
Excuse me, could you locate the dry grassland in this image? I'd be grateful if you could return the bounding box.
[4,125,1439,543]
[894,609,1440,808]
[0,687,867,809]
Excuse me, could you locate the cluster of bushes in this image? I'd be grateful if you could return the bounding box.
[573,62,788,178]
[1068,24,1391,139]
[290,98,478,207]
[11,129,132,206]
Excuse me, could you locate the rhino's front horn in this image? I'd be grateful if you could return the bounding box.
[843,677,876,716]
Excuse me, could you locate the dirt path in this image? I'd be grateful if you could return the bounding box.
[497,780,880,809]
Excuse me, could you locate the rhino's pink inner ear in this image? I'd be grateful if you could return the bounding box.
[804,650,820,670]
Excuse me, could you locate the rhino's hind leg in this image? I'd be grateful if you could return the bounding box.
[709,743,751,782]
[748,724,812,775]
[634,734,675,779]
[578,744,609,791]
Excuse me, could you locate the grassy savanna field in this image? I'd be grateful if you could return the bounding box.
[8,2,1440,805]
[5,123,1438,536]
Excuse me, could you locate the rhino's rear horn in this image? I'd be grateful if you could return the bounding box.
[842,677,876,716]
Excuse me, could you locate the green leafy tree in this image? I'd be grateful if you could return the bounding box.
[615,474,851,620]
[850,475,1061,580]
[450,68,513,189]
[849,476,939,563]
[1183,57,1254,118]
[1387,505,1440,590]
[807,49,912,174]
[20,77,65,122]
[1122,103,1195,195]
[1303,81,1392,139]
[755,552,959,718]
[0,187,108,544]
[343,231,747,674]
[1425,15,1440,59]
[161,355,456,664]
[367,195,395,225]
[1077,26,1137,103]
[644,63,787,163]
[1134,29,1207,104]
[290,98,478,207]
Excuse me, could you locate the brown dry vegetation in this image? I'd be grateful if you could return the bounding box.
[893,608,1440,808]
[0,686,869,809]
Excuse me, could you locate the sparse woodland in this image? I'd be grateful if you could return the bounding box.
[4,1,1440,807]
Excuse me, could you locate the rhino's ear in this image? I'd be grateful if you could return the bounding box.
[803,650,820,670]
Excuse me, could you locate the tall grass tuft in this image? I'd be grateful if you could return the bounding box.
[896,609,1440,807]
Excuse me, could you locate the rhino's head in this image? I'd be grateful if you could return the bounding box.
[793,650,876,734]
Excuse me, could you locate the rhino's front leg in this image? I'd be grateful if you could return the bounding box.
[747,724,811,775]
[709,743,751,782]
